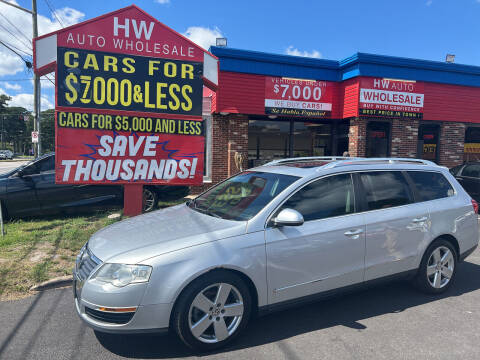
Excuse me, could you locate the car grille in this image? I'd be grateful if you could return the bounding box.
[85,307,135,324]
[76,247,102,281]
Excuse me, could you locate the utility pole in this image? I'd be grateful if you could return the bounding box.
[32,0,40,157]
[0,0,40,157]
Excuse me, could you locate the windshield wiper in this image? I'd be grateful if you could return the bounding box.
[204,210,222,219]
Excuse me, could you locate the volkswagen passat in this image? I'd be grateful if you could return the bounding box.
[74,157,479,351]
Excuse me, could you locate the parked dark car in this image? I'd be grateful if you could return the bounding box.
[450,162,480,202]
[0,153,189,218]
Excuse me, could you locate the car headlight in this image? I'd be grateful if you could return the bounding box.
[92,264,152,287]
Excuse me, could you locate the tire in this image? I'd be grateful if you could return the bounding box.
[414,239,457,294]
[171,270,252,351]
[142,187,158,212]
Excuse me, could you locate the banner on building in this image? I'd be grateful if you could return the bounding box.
[265,77,334,118]
[359,78,424,119]
[465,143,480,154]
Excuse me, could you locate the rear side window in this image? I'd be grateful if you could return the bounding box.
[37,156,55,172]
[359,171,412,210]
[462,164,480,178]
[408,171,455,201]
[280,173,355,221]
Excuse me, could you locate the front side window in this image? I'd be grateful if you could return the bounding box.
[191,171,299,221]
[407,171,454,201]
[359,171,412,210]
[279,173,355,222]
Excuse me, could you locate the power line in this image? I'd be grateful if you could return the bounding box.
[0,22,32,51]
[43,0,64,27]
[43,74,55,87]
[0,39,31,57]
[0,78,53,82]
[0,12,32,46]
[0,39,30,64]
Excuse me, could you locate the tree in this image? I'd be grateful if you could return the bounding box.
[1,106,30,153]
[40,109,55,153]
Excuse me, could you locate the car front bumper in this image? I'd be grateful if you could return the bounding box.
[73,273,171,334]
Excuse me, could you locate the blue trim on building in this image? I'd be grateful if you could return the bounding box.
[210,46,480,88]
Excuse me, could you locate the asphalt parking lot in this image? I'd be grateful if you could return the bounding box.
[1,246,480,360]
[0,160,28,174]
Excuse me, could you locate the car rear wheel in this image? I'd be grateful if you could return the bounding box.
[142,188,158,212]
[172,271,252,351]
[414,239,457,294]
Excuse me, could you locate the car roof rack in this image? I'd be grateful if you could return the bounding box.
[323,157,437,169]
[264,156,352,166]
[263,156,438,168]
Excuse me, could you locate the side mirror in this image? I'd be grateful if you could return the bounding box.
[272,208,304,227]
[17,167,35,177]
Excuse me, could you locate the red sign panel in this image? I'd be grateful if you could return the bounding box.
[265,77,334,117]
[56,111,204,184]
[49,6,207,185]
[359,78,424,119]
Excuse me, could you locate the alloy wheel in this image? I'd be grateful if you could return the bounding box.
[188,283,244,344]
[427,246,454,289]
[142,189,156,212]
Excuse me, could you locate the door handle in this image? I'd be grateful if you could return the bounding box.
[344,229,364,237]
[412,216,428,223]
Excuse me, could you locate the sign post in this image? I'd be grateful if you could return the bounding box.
[33,5,218,216]
[31,131,39,143]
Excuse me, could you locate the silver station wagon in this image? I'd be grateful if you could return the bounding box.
[74,157,479,351]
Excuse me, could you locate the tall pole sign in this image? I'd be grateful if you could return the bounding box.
[33,5,218,216]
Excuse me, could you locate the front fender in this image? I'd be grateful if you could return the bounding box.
[140,231,267,308]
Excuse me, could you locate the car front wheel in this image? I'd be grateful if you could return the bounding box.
[172,271,252,351]
[414,239,457,294]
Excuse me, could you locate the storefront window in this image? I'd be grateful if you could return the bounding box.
[465,127,480,162]
[248,119,347,167]
[417,124,439,162]
[248,120,290,167]
[293,122,332,157]
[366,121,390,157]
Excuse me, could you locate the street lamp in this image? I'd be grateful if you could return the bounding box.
[216,38,227,47]
[445,54,455,63]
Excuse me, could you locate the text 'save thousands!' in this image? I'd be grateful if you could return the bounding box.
[55,47,205,185]
[56,111,204,184]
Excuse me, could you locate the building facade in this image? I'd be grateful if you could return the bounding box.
[195,48,480,192]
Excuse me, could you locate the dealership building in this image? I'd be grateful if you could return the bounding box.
[196,47,480,190]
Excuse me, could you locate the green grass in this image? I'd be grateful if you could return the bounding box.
[0,210,125,300]
[0,199,186,300]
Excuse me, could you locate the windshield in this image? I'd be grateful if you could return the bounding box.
[190,171,299,221]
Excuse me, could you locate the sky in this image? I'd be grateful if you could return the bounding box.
[0,0,479,112]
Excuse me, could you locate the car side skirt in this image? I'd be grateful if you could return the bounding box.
[258,269,417,316]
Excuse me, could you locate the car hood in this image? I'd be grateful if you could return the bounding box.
[88,204,247,264]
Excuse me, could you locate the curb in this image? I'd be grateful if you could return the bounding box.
[30,276,73,292]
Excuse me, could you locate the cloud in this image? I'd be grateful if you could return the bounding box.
[426,0,433,6]
[154,0,170,4]
[286,46,322,59]
[8,93,53,110]
[183,26,223,50]
[4,82,21,90]
[0,1,85,77]
[0,87,53,110]
[0,51,24,76]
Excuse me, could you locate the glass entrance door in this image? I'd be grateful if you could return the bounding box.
[417,124,440,162]
[366,121,391,157]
